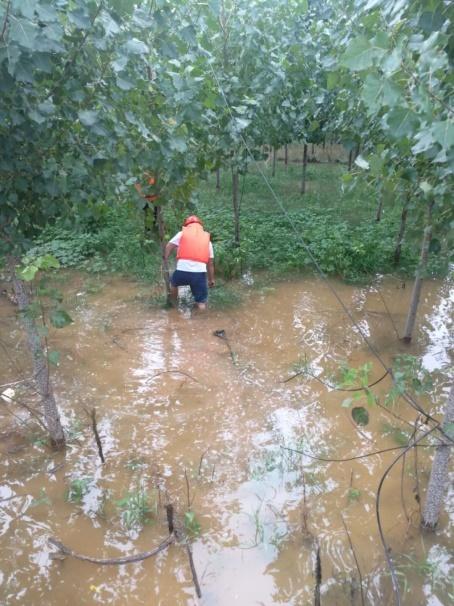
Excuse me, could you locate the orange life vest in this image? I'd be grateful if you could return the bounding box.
[177,224,210,264]
[134,173,159,202]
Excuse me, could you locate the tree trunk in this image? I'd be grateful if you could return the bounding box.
[375,181,383,222]
[272,147,276,177]
[301,143,308,194]
[422,384,454,529]
[348,149,353,171]
[9,259,65,449]
[216,168,220,191]
[311,142,315,157]
[284,144,288,169]
[354,141,360,159]
[232,168,240,247]
[393,197,409,266]
[402,200,434,343]
[155,205,171,302]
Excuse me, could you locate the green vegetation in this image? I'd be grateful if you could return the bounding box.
[184,510,201,537]
[26,163,448,286]
[66,478,92,504]
[116,487,157,530]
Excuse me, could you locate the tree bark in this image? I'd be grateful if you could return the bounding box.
[402,200,434,343]
[284,144,288,169]
[216,168,220,191]
[375,181,383,222]
[8,259,65,449]
[232,168,240,247]
[272,147,276,177]
[301,143,308,194]
[393,197,409,266]
[156,205,171,302]
[421,384,454,529]
[348,148,353,171]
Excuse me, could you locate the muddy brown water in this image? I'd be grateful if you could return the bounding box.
[0,273,452,606]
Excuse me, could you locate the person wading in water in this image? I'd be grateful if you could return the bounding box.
[164,216,215,310]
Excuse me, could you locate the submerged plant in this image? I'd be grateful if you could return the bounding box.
[30,488,51,508]
[184,510,201,537]
[116,487,156,530]
[66,477,92,504]
[347,488,361,503]
[381,422,410,446]
[385,355,433,406]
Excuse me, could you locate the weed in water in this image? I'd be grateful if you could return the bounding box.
[66,418,84,442]
[208,283,243,308]
[184,510,201,537]
[381,422,410,446]
[347,487,361,503]
[66,478,92,504]
[116,487,156,530]
[30,488,51,508]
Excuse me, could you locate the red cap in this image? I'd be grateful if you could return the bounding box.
[183,215,202,227]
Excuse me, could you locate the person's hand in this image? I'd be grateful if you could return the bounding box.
[209,280,215,288]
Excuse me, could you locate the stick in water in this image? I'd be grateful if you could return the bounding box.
[85,407,105,463]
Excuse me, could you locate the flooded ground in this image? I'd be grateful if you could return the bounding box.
[0,272,453,605]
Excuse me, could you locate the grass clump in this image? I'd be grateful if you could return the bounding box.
[116,486,157,530]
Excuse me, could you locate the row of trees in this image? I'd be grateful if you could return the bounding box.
[0,1,452,541]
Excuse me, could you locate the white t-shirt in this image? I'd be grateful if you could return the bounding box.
[170,231,214,272]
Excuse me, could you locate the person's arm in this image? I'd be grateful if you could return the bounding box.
[164,242,177,261]
[207,259,215,287]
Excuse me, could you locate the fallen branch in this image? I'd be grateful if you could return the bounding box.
[213,329,237,365]
[85,407,105,464]
[340,513,365,606]
[48,534,174,565]
[186,543,202,599]
[314,540,321,606]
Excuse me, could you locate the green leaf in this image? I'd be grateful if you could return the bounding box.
[37,254,60,270]
[341,35,385,71]
[419,181,432,194]
[19,265,39,281]
[125,39,148,55]
[68,9,91,29]
[49,309,73,329]
[48,351,61,366]
[37,100,56,116]
[352,406,369,426]
[354,155,370,170]
[362,74,382,113]
[431,121,454,151]
[169,137,187,153]
[327,72,338,89]
[412,127,435,154]
[116,76,134,91]
[14,0,36,19]
[78,110,99,127]
[381,48,402,75]
[9,18,38,50]
[385,108,420,139]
